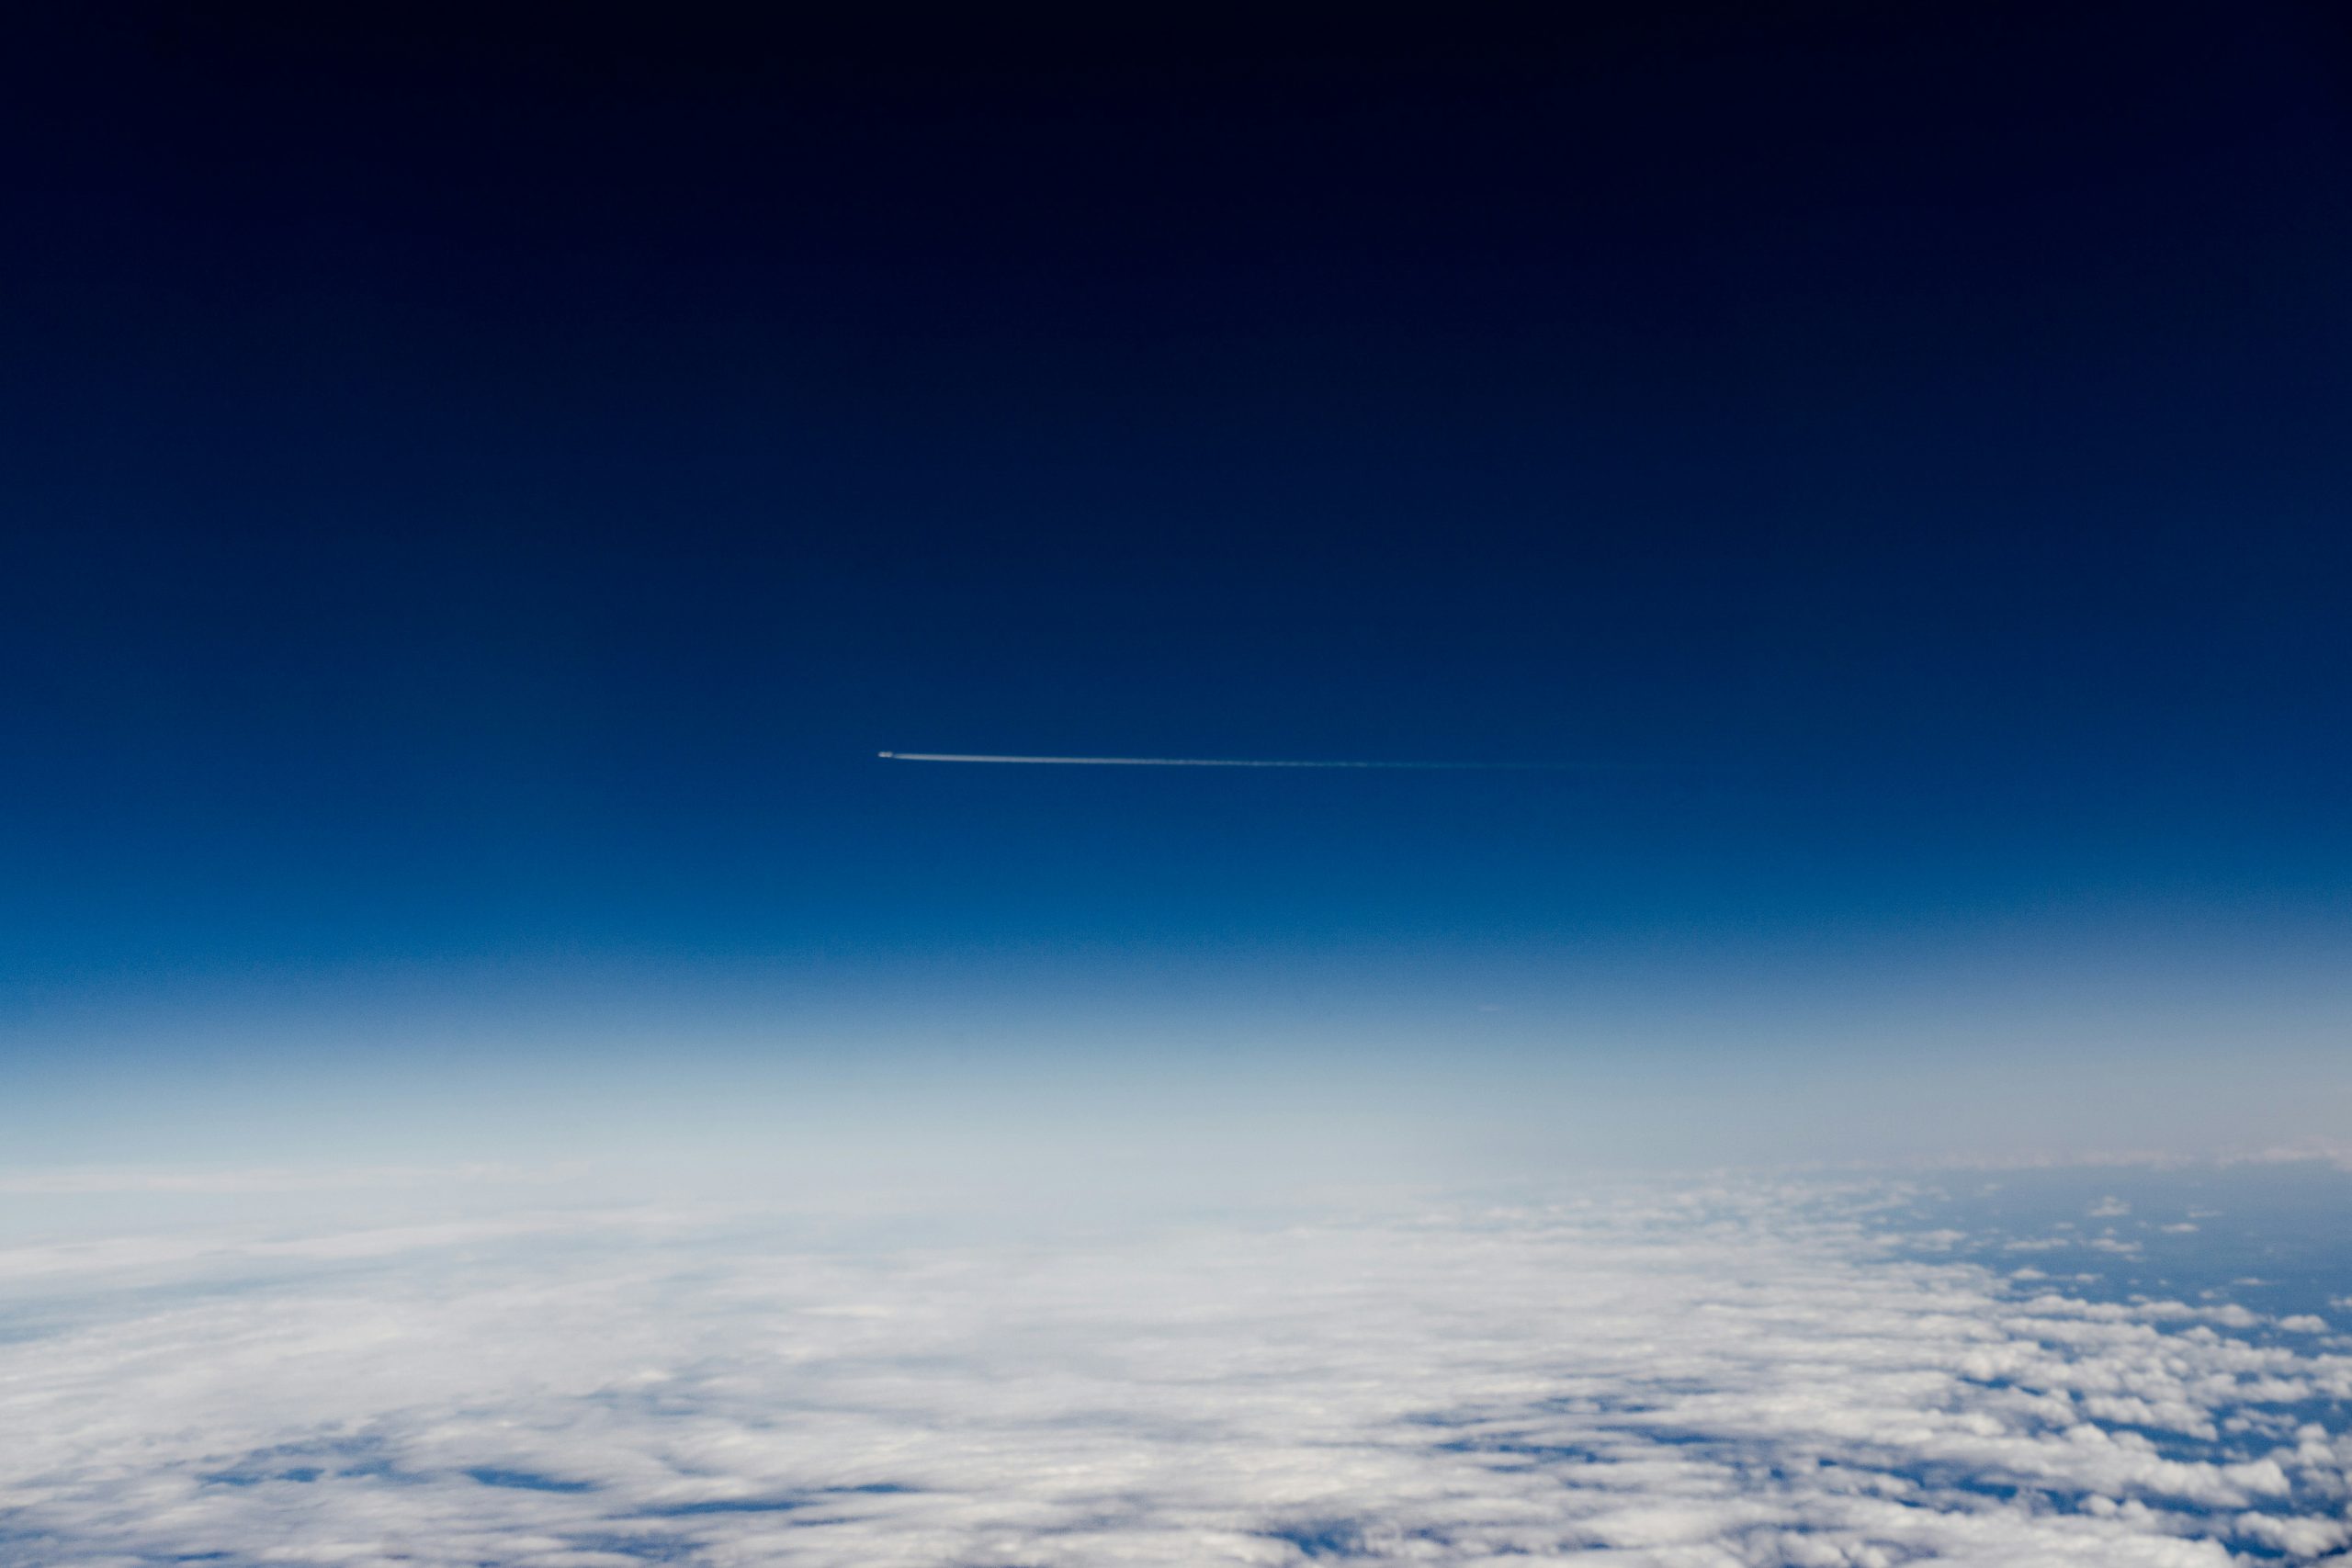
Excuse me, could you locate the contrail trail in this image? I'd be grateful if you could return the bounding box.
[876,751,1627,771]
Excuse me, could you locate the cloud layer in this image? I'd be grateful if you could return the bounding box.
[3,1178,2349,1565]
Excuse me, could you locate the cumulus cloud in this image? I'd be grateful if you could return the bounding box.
[1,1178,2347,1566]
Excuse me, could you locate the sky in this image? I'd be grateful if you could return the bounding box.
[3,5,2349,1175]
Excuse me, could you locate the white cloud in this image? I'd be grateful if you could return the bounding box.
[0,1177,2346,1565]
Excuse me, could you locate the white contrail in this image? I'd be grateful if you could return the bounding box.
[876,751,1618,771]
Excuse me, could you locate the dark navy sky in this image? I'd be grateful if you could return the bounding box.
[4,6,2348,1161]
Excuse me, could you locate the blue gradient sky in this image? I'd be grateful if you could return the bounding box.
[4,6,2348,1174]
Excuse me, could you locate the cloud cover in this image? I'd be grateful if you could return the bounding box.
[3,1178,2350,1566]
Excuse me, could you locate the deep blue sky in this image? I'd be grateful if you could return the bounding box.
[3,6,2348,1163]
